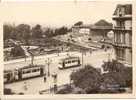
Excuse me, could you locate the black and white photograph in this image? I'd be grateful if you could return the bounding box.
[3,1,133,95]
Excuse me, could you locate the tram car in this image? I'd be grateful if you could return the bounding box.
[4,65,45,83]
[4,70,15,83]
[58,56,81,69]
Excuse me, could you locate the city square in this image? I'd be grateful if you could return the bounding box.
[3,1,132,94]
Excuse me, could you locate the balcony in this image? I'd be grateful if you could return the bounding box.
[113,26,132,31]
[112,14,132,20]
[113,42,132,48]
[114,26,125,30]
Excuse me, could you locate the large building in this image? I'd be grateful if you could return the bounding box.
[90,20,113,42]
[71,20,113,42]
[112,4,132,66]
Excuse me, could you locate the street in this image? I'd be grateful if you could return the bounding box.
[4,48,115,94]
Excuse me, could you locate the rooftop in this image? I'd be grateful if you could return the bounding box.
[113,4,132,16]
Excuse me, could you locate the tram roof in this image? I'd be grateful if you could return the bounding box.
[19,64,44,70]
[61,56,79,61]
[4,64,44,71]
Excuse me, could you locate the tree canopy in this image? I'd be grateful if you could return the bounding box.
[70,65,101,93]
[70,60,132,93]
[4,23,69,41]
[74,21,83,26]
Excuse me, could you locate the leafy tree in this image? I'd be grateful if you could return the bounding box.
[74,21,83,26]
[4,88,15,95]
[102,60,125,72]
[43,28,54,37]
[70,65,101,93]
[101,60,132,87]
[3,24,17,40]
[16,24,31,43]
[55,26,68,36]
[56,85,72,94]
[3,24,12,40]
[32,24,43,38]
[4,23,31,42]
[10,45,25,57]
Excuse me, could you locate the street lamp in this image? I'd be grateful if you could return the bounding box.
[52,72,58,93]
[80,48,85,67]
[45,58,52,76]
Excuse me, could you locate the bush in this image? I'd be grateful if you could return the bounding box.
[70,65,101,93]
[101,60,132,88]
[4,88,14,95]
[10,45,25,57]
[56,85,72,94]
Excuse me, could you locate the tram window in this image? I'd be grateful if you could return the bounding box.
[23,70,31,74]
[32,68,39,72]
[32,69,37,72]
[72,60,76,63]
[68,61,71,63]
[26,70,31,73]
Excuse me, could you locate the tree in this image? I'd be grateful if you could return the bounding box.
[74,21,83,26]
[70,65,101,93]
[4,88,15,95]
[43,28,54,37]
[10,45,25,57]
[3,24,16,40]
[102,60,125,72]
[4,23,31,42]
[32,24,43,38]
[55,26,68,36]
[3,24,12,40]
[16,24,31,43]
[101,60,132,87]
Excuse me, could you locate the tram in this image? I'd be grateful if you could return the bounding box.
[58,56,81,69]
[4,65,45,83]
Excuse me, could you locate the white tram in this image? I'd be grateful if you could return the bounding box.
[58,56,81,69]
[4,65,45,83]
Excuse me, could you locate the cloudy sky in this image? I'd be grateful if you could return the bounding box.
[0,1,132,27]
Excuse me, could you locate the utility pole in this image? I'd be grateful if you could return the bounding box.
[82,51,84,67]
[80,48,84,67]
[45,58,52,76]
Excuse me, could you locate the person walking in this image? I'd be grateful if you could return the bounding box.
[44,75,46,83]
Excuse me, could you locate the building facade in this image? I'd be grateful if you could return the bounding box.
[90,20,113,42]
[112,4,132,66]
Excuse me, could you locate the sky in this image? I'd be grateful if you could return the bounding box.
[0,1,133,27]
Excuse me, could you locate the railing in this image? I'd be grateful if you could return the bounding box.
[113,42,132,48]
[91,26,112,30]
[114,26,132,30]
[114,26,125,30]
[112,14,132,19]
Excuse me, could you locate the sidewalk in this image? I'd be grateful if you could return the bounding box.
[5,69,72,94]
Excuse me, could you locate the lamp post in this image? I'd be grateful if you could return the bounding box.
[80,48,84,67]
[45,58,52,77]
[52,72,57,93]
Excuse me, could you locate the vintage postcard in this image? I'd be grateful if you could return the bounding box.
[1,0,136,98]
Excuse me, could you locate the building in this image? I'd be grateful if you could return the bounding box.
[112,4,132,66]
[90,20,113,42]
[71,20,113,42]
[72,24,91,36]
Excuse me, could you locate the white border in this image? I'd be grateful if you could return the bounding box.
[1,0,136,99]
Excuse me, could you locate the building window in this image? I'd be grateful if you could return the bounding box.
[121,33,125,44]
[116,48,125,61]
[129,33,132,46]
[116,32,121,43]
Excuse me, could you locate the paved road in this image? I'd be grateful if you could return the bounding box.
[4,49,115,94]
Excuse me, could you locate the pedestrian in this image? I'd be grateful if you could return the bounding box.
[24,82,28,91]
[44,76,46,83]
